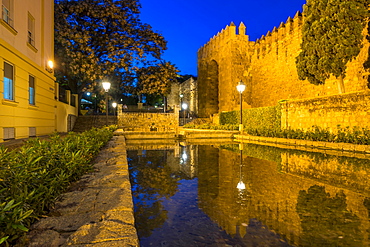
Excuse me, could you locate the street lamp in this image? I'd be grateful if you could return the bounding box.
[179,93,183,110]
[102,81,111,125]
[112,102,117,116]
[236,81,246,132]
[182,103,188,126]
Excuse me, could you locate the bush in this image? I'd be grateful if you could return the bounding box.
[220,105,281,134]
[0,126,116,246]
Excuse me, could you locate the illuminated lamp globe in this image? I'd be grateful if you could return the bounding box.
[236,81,246,93]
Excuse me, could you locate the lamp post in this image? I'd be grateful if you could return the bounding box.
[236,81,246,132]
[112,102,117,116]
[179,94,184,125]
[102,81,111,125]
[182,103,188,126]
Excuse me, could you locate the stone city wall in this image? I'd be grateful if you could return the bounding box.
[198,11,370,118]
[118,112,179,131]
[280,91,370,131]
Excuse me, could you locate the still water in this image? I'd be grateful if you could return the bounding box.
[127,141,370,247]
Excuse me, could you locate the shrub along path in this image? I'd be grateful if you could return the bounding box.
[17,135,138,247]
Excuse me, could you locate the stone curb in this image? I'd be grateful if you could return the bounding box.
[24,136,139,247]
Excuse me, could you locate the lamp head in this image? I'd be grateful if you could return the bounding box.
[237,181,246,190]
[47,60,54,69]
[112,102,117,108]
[236,81,246,93]
[102,82,111,92]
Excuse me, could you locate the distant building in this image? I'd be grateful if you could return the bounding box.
[0,0,77,141]
[167,76,198,116]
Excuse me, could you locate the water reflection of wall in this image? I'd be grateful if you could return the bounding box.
[197,144,370,246]
[165,145,198,179]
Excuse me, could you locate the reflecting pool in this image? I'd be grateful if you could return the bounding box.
[127,141,370,247]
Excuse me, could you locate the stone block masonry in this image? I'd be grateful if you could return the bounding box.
[197,11,370,118]
[280,91,370,131]
[118,112,179,131]
[24,136,139,246]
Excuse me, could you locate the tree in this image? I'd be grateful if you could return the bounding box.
[54,0,167,111]
[136,61,179,110]
[296,0,369,93]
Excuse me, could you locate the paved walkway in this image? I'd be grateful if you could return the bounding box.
[22,135,139,247]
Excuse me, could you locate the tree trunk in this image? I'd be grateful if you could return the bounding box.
[337,75,345,94]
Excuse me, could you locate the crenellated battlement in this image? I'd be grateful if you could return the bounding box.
[198,11,303,61]
[198,21,249,57]
[197,6,369,118]
[254,11,303,54]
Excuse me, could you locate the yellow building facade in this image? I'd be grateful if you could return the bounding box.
[0,0,77,142]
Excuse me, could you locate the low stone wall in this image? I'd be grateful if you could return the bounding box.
[25,136,138,246]
[118,112,179,131]
[280,91,370,131]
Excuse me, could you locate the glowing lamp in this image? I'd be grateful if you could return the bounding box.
[102,82,111,92]
[236,81,246,93]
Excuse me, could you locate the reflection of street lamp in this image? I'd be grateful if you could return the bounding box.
[182,102,188,126]
[236,81,246,132]
[236,149,246,191]
[102,82,111,125]
[112,102,117,116]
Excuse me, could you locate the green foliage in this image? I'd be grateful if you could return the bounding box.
[296,0,369,89]
[219,111,239,125]
[243,105,282,135]
[54,0,167,102]
[0,126,115,246]
[220,105,281,134]
[250,124,370,145]
[136,61,180,96]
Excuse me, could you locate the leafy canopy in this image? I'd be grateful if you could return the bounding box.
[136,61,180,96]
[54,0,167,94]
[296,0,369,87]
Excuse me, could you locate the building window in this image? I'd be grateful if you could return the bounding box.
[29,127,36,137]
[27,13,35,46]
[3,127,15,140]
[3,62,14,100]
[2,0,13,27]
[29,75,35,105]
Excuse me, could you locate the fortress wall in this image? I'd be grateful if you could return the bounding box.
[198,23,251,117]
[198,11,370,118]
[280,91,370,131]
[249,12,370,108]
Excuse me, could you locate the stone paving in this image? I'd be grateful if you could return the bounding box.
[22,135,139,247]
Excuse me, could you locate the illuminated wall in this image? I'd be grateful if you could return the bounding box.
[0,0,77,141]
[197,12,370,117]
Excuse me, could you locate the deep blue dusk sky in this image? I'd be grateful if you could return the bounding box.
[139,0,307,76]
